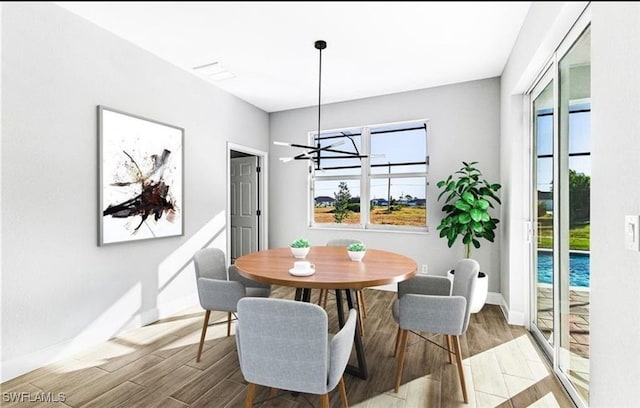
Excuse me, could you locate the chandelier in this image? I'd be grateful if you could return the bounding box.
[275,40,368,166]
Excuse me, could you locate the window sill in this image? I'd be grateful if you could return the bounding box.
[308,225,429,235]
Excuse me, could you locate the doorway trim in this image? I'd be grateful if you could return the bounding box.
[226,142,269,265]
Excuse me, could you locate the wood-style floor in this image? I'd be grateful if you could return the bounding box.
[1,287,576,408]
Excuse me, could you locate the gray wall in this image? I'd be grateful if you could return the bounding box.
[501,1,640,405]
[269,78,501,290]
[1,3,268,380]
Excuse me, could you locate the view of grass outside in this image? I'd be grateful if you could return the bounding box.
[537,214,590,251]
[314,205,426,226]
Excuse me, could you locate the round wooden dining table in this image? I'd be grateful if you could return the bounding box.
[234,246,417,379]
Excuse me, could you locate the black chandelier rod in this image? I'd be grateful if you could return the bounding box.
[315,40,326,151]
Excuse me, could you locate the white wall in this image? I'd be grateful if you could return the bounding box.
[590,3,640,406]
[269,78,501,290]
[502,1,640,405]
[0,3,269,381]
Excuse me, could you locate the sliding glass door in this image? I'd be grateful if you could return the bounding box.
[531,74,555,354]
[558,26,591,403]
[529,17,591,408]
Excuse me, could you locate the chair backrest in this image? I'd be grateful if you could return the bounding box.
[450,258,480,332]
[236,298,330,394]
[326,238,362,247]
[193,248,227,281]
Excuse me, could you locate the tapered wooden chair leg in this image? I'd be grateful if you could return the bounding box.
[196,310,210,362]
[227,312,232,337]
[320,393,330,408]
[338,377,349,408]
[446,334,454,364]
[318,289,326,307]
[358,290,367,319]
[452,335,468,403]
[245,383,256,408]
[357,307,365,337]
[393,326,402,357]
[394,329,409,393]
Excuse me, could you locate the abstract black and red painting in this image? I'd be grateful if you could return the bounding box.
[98,106,183,245]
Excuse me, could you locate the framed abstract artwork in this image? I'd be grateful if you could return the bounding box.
[98,106,184,245]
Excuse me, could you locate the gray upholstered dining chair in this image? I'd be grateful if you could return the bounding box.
[318,239,367,336]
[236,297,357,408]
[193,247,270,362]
[391,258,479,402]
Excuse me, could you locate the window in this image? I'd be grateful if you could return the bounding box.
[310,120,428,231]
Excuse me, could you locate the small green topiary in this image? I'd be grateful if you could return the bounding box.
[347,242,366,252]
[290,238,311,248]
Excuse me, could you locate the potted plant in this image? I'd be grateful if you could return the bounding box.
[347,242,367,262]
[436,161,501,313]
[290,238,311,259]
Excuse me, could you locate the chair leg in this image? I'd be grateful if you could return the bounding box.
[393,326,402,357]
[245,382,256,408]
[446,334,453,364]
[318,289,327,308]
[452,335,468,403]
[357,290,367,319]
[227,312,232,337]
[322,289,329,309]
[352,290,365,337]
[196,310,210,362]
[394,329,409,393]
[356,303,365,337]
[338,377,349,408]
[320,393,330,408]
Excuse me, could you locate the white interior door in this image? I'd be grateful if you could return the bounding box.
[230,155,259,262]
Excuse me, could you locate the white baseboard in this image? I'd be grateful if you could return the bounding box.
[486,291,503,306]
[0,294,198,383]
[485,291,526,325]
[496,293,525,326]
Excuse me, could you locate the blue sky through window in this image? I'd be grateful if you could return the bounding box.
[537,104,591,192]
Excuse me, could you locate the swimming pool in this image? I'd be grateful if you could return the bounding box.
[537,251,590,287]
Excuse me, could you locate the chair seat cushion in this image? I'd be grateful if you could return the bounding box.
[246,287,271,298]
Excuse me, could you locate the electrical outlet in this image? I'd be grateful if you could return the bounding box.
[421,264,428,274]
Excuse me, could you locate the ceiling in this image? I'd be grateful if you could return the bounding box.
[56,1,531,113]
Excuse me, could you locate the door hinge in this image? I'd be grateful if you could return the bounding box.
[256,166,261,173]
[256,210,261,216]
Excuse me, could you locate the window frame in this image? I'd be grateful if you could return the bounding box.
[308,119,429,233]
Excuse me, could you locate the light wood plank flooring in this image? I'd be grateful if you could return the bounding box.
[1,287,576,408]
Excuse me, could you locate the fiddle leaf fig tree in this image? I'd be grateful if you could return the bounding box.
[436,161,501,258]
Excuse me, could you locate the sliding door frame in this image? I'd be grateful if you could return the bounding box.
[526,5,591,408]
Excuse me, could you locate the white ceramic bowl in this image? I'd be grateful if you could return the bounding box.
[290,247,310,259]
[348,250,366,262]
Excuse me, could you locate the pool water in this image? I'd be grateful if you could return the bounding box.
[537,251,590,287]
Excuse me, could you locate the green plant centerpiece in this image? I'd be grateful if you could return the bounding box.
[436,161,501,258]
[347,242,366,261]
[290,238,311,259]
[436,161,501,313]
[290,238,310,248]
[347,242,366,252]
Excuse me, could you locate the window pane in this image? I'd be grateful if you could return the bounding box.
[313,131,363,176]
[313,179,361,224]
[370,177,426,227]
[537,110,554,156]
[568,108,590,154]
[370,124,427,175]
